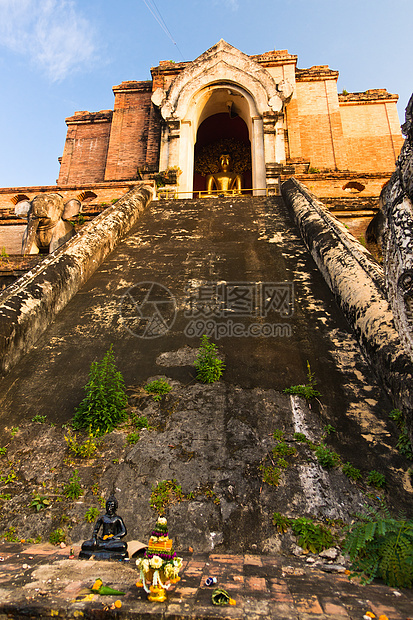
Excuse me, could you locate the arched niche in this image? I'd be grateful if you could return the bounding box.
[193,112,251,194]
[159,82,266,196]
[153,41,292,197]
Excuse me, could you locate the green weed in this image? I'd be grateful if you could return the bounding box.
[343,507,413,587]
[283,361,321,400]
[64,428,99,458]
[323,424,336,436]
[367,470,386,489]
[291,517,334,553]
[144,379,172,401]
[272,442,297,458]
[194,335,225,383]
[84,507,100,523]
[342,462,362,481]
[315,444,340,469]
[389,409,413,460]
[259,464,281,486]
[30,494,50,512]
[150,479,184,514]
[49,528,66,546]
[64,469,82,500]
[3,526,19,542]
[0,471,16,484]
[397,429,413,460]
[272,512,291,533]
[73,345,127,435]
[293,432,308,442]
[31,415,47,424]
[130,413,150,429]
[127,431,140,445]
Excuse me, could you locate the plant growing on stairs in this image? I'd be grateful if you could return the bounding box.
[283,361,321,400]
[343,507,413,587]
[194,335,225,383]
[144,378,172,401]
[72,345,127,435]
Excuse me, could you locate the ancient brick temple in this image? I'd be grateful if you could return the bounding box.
[58,40,403,196]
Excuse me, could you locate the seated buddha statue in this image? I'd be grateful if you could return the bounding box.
[206,154,242,196]
[79,495,128,560]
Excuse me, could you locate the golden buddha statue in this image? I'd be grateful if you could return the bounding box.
[206,154,242,196]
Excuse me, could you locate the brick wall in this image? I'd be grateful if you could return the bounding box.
[294,78,342,170]
[290,172,390,197]
[55,51,403,186]
[339,98,403,172]
[58,111,112,185]
[104,81,158,180]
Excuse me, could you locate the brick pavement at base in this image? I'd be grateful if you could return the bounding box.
[0,542,411,620]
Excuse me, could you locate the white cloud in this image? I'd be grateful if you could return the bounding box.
[0,0,98,81]
[209,0,239,9]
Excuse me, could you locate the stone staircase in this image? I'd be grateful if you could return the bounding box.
[0,194,411,549]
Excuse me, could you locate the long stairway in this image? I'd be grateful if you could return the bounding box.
[1,194,363,416]
[0,195,410,549]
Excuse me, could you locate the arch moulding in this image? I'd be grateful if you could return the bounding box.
[151,40,293,196]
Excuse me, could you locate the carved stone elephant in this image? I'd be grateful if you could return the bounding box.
[15,193,81,254]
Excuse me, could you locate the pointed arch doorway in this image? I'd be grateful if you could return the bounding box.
[193,112,252,195]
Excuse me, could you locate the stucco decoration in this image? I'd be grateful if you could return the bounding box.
[15,194,81,254]
[381,93,413,362]
[152,40,293,121]
[151,87,165,108]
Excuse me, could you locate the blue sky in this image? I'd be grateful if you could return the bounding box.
[0,0,411,188]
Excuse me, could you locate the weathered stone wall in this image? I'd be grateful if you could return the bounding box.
[281,177,413,444]
[381,94,413,367]
[0,184,154,377]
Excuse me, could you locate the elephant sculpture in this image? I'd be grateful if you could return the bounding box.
[15,193,81,254]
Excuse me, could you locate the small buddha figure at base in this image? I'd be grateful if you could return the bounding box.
[206,154,242,197]
[79,495,128,561]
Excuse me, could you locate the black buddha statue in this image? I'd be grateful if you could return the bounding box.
[79,495,128,560]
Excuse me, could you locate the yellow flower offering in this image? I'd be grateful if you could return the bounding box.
[91,578,103,591]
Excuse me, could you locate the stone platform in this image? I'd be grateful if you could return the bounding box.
[0,542,411,619]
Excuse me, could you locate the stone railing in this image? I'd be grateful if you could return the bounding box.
[381,94,413,364]
[281,176,413,445]
[0,184,154,377]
